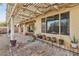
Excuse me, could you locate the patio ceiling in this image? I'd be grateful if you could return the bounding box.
[14,3,59,25]
[7,3,79,25]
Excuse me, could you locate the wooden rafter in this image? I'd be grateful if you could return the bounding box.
[18,14,32,19]
[58,3,79,10]
[7,3,79,25]
[22,6,43,15]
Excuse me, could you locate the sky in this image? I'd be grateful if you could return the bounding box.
[0,3,6,22]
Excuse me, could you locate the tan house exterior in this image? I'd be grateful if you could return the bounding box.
[34,5,79,48]
[6,3,79,52]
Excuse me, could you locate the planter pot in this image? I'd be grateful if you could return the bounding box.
[32,35,36,40]
[42,35,46,40]
[37,35,43,39]
[59,39,64,45]
[52,37,57,43]
[25,33,29,35]
[10,40,16,47]
[71,43,78,48]
[47,37,51,41]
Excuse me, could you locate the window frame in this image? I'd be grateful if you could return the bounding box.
[41,11,70,36]
[46,14,59,34]
[60,12,70,35]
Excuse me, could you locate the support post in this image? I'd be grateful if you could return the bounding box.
[23,24,26,35]
[25,25,28,32]
[59,13,61,35]
[7,23,10,36]
[10,16,16,47]
[18,25,21,33]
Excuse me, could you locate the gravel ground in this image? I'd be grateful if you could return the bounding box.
[0,33,78,56]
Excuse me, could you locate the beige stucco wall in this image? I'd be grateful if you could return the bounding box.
[32,5,79,47]
[70,6,79,40]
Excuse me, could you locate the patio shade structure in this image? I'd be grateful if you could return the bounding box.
[6,3,79,47]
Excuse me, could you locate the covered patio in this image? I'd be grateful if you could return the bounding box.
[5,3,79,56]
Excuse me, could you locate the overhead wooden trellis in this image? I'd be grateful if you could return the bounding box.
[6,3,79,25]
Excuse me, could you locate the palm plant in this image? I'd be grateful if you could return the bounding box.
[71,35,78,44]
[71,35,78,48]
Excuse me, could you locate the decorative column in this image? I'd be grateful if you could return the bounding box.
[18,25,21,33]
[25,25,28,32]
[23,24,26,35]
[7,23,10,36]
[10,16,16,47]
[59,13,61,35]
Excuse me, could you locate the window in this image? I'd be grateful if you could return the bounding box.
[60,12,70,35]
[41,11,70,35]
[46,14,59,34]
[28,23,35,32]
[41,18,46,33]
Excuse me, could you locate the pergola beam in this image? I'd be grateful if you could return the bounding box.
[18,14,32,18]
[8,4,17,23]
[22,7,42,15]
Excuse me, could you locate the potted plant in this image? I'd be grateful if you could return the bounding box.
[59,39,64,45]
[46,37,51,41]
[42,35,46,40]
[71,35,78,48]
[52,37,57,43]
[37,33,43,39]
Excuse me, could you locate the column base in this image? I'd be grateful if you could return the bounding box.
[10,40,16,47]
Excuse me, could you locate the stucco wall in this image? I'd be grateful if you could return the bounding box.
[33,5,79,47]
[70,6,79,40]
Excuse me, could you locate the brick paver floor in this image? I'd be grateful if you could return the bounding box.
[0,33,78,56]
